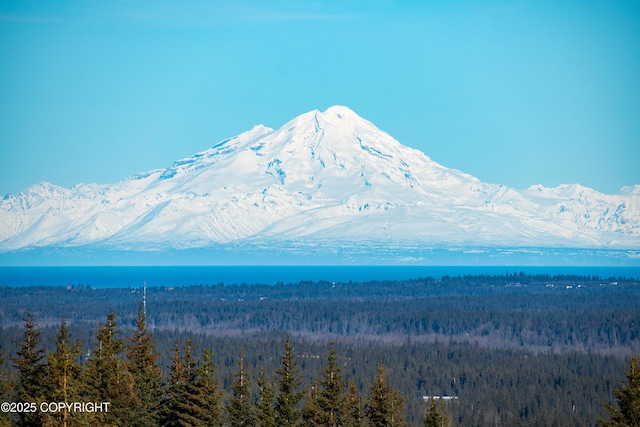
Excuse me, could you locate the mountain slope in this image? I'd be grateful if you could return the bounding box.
[1,106,639,254]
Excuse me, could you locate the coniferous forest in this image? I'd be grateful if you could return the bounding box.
[0,272,639,426]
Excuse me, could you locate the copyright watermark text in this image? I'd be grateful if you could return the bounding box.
[1,401,110,413]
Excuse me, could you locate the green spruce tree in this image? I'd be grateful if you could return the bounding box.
[46,318,93,427]
[12,312,50,427]
[301,377,322,426]
[227,351,255,427]
[423,398,449,427]
[366,361,406,427]
[344,379,365,427]
[126,305,162,427]
[159,341,187,427]
[0,351,13,427]
[256,366,277,427]
[600,354,640,427]
[83,311,133,427]
[275,335,303,427]
[318,343,346,427]
[179,345,225,427]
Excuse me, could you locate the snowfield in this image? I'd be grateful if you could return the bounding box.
[1,106,639,256]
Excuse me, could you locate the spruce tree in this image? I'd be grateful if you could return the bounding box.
[83,310,133,427]
[423,398,449,427]
[227,351,255,427]
[366,361,406,427]
[191,348,225,427]
[600,354,640,427]
[159,342,186,427]
[344,379,365,427]
[301,377,322,426]
[318,343,346,427]
[167,339,198,427]
[12,312,50,427]
[173,343,224,427]
[0,351,13,427]
[126,305,162,427]
[46,318,93,427]
[256,366,277,427]
[275,335,303,427]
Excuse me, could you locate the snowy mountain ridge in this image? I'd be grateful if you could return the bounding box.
[1,106,639,258]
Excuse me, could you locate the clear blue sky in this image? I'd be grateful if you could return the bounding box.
[1,0,639,196]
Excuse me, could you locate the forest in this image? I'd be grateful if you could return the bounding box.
[0,272,639,426]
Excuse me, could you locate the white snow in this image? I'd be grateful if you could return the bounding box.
[1,106,639,252]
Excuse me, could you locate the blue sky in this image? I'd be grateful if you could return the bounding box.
[1,0,639,196]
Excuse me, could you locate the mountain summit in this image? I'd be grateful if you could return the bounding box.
[1,106,639,263]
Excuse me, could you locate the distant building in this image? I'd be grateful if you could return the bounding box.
[423,395,459,401]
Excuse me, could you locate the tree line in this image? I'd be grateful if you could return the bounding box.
[1,273,638,425]
[1,274,638,355]
[1,310,638,426]
[0,309,451,427]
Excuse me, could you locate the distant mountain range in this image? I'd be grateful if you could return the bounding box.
[1,106,638,265]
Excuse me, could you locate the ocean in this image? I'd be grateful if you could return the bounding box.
[0,266,639,288]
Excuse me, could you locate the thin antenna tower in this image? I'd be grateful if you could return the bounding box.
[143,280,147,317]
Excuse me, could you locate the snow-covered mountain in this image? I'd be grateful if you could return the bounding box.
[1,106,639,260]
